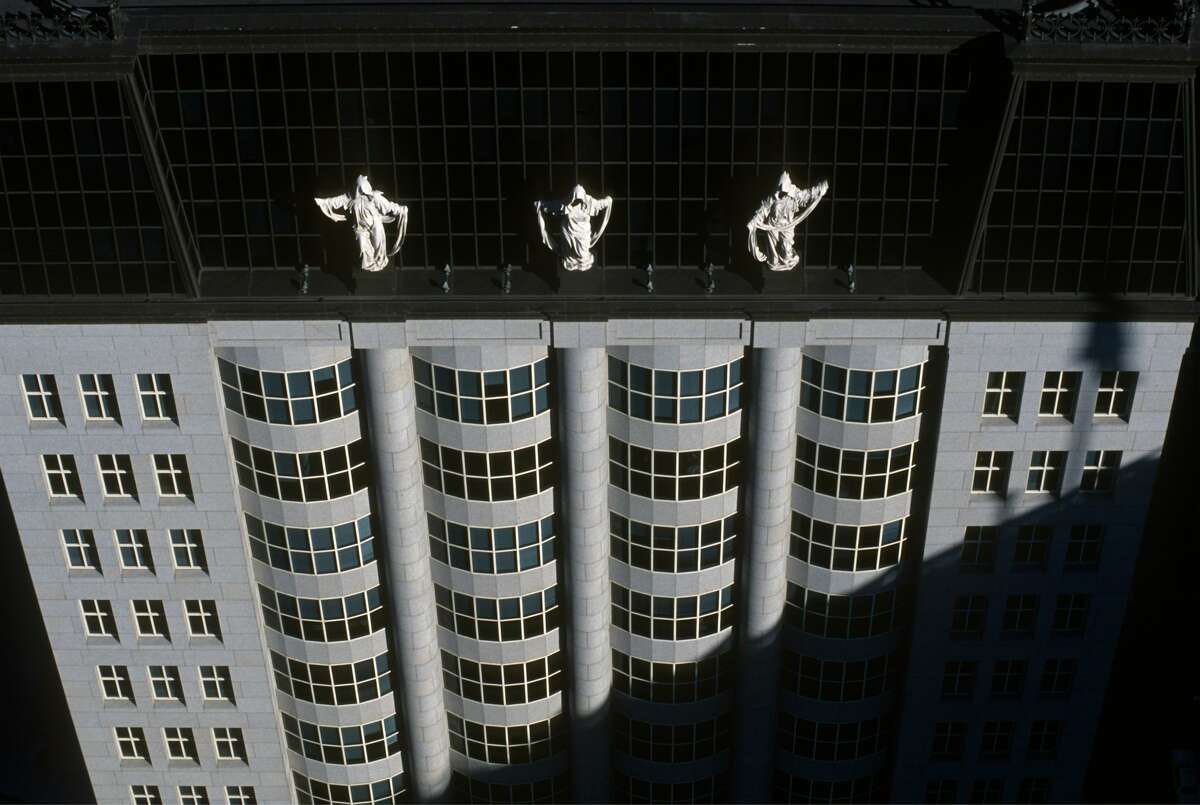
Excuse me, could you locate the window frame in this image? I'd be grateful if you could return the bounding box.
[982,370,1023,420]
[199,665,235,703]
[1025,450,1066,494]
[212,727,247,763]
[971,451,1012,496]
[115,528,154,572]
[148,665,184,703]
[98,665,134,702]
[184,599,221,640]
[78,373,120,422]
[115,726,150,762]
[81,599,118,638]
[62,528,99,570]
[132,599,170,640]
[136,373,177,422]
[163,726,199,763]
[1038,370,1080,419]
[1094,370,1136,419]
[43,454,83,499]
[22,373,63,422]
[169,529,207,571]
[1080,450,1121,492]
[130,784,162,805]
[97,454,138,499]
[177,785,209,805]
[153,454,193,499]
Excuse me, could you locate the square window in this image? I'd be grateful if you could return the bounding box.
[178,785,209,805]
[137,373,178,421]
[185,600,221,639]
[22,374,63,421]
[1039,658,1077,698]
[169,529,207,571]
[43,454,83,499]
[132,600,170,639]
[991,659,1025,698]
[972,451,1011,496]
[1025,451,1066,494]
[1038,371,1080,419]
[1001,594,1039,636]
[115,727,149,761]
[1081,450,1121,492]
[79,373,120,422]
[153,454,193,499]
[950,595,987,638]
[980,721,1014,758]
[213,727,247,762]
[225,786,256,805]
[199,666,234,703]
[930,721,966,760]
[163,726,198,762]
[98,665,134,702]
[81,599,118,638]
[115,529,154,572]
[131,785,161,805]
[148,665,184,703]
[982,371,1023,420]
[98,454,138,498]
[1065,524,1103,569]
[959,526,996,573]
[1094,371,1136,419]
[1052,593,1089,635]
[1013,525,1052,569]
[62,528,99,570]
[941,660,976,700]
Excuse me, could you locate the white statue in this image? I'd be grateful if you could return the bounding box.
[314,175,408,272]
[746,172,829,272]
[534,185,613,272]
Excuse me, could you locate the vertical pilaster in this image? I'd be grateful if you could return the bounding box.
[732,347,803,803]
[360,348,451,803]
[556,346,612,803]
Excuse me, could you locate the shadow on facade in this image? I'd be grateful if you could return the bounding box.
[0,474,92,804]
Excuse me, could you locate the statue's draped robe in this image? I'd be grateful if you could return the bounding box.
[748,190,809,270]
[540,196,611,271]
[315,191,408,272]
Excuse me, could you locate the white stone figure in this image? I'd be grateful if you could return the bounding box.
[314,175,408,272]
[746,172,829,272]
[534,185,613,272]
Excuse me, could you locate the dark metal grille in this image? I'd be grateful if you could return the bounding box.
[972,80,1189,296]
[0,80,184,296]
[138,50,971,274]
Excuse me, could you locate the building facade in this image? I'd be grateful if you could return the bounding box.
[0,1,1198,803]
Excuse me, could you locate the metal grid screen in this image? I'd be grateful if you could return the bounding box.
[0,80,184,296]
[972,80,1189,296]
[139,50,971,274]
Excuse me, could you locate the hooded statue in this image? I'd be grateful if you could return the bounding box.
[314,175,409,272]
[534,184,613,272]
[746,171,829,271]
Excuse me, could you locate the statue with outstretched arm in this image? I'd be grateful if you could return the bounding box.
[535,185,613,272]
[314,175,408,272]
[747,172,829,272]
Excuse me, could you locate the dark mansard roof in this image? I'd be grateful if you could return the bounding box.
[0,0,1196,318]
